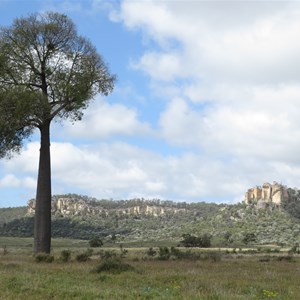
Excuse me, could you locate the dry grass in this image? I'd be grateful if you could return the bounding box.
[0,243,299,299]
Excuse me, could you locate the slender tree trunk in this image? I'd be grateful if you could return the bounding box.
[34,120,52,253]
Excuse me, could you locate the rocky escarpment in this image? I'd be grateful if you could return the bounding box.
[27,196,187,217]
[244,182,289,208]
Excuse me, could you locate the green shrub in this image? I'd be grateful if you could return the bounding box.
[146,247,157,257]
[158,247,171,260]
[180,233,211,248]
[60,250,71,262]
[34,253,54,263]
[170,247,201,260]
[89,237,103,248]
[288,244,300,254]
[242,232,257,245]
[76,249,93,262]
[99,250,117,260]
[95,259,134,274]
[277,255,294,262]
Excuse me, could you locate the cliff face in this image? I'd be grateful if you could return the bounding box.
[27,196,186,217]
[244,182,289,208]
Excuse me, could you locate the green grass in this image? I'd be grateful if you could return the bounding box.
[0,239,299,299]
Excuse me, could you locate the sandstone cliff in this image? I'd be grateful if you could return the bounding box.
[27,196,187,217]
[244,182,289,208]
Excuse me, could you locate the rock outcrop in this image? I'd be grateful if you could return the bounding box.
[244,182,289,207]
[27,196,186,217]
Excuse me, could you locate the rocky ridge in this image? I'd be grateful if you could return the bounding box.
[27,196,187,217]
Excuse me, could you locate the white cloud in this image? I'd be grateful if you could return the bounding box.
[108,0,300,197]
[0,174,36,189]
[61,98,152,139]
[131,51,183,82]
[0,174,20,188]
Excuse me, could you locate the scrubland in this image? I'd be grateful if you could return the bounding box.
[0,237,299,299]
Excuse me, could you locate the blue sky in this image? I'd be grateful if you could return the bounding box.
[2,0,300,207]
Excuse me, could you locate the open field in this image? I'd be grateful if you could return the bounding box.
[0,237,299,299]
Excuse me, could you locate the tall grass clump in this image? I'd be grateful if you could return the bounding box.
[95,258,134,274]
[76,248,93,262]
[60,250,71,262]
[34,253,54,263]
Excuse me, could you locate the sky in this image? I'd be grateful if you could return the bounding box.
[1,0,300,207]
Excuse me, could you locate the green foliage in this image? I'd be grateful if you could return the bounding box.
[242,232,257,245]
[146,247,157,257]
[282,189,300,219]
[99,250,117,260]
[88,237,103,248]
[0,207,27,226]
[180,233,211,248]
[158,247,171,260]
[223,231,234,245]
[60,250,71,262]
[75,249,93,262]
[288,243,300,254]
[1,194,300,247]
[34,253,54,263]
[95,259,134,274]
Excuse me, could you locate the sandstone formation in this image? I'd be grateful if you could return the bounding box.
[244,182,289,207]
[27,196,186,217]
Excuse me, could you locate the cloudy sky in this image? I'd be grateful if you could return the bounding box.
[1,0,300,207]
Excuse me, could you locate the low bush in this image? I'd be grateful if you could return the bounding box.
[95,259,134,274]
[89,237,103,248]
[158,247,171,260]
[76,249,93,262]
[60,250,71,262]
[99,250,117,260]
[146,247,157,257]
[34,253,54,263]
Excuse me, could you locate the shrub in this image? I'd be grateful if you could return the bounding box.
[95,259,134,274]
[99,250,117,260]
[146,247,157,257]
[60,250,71,262]
[76,249,93,262]
[158,247,171,260]
[119,244,128,258]
[242,232,257,245]
[89,237,103,248]
[170,247,201,260]
[34,253,54,263]
[180,233,211,248]
[288,244,300,254]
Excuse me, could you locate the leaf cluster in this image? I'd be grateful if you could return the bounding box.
[0,12,115,158]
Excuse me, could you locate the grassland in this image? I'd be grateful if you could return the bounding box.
[0,237,299,299]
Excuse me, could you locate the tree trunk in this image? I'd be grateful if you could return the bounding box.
[34,120,52,253]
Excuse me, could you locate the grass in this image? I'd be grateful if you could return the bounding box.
[0,238,299,299]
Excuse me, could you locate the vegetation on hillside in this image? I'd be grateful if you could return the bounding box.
[0,193,299,246]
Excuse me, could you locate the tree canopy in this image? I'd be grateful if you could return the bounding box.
[0,11,115,157]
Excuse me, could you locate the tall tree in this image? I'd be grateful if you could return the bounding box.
[0,12,115,253]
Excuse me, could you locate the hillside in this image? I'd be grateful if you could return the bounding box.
[0,192,300,246]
